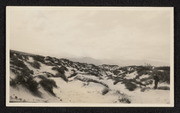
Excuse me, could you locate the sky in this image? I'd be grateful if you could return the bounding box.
[8,7,173,66]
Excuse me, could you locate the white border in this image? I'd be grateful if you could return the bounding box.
[6,6,174,107]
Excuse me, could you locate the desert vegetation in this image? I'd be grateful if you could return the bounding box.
[9,50,171,103]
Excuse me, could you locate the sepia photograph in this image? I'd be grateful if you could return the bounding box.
[6,7,174,107]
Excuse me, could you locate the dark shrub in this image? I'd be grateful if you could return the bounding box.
[25,76,40,96]
[55,73,68,82]
[10,50,15,58]
[10,67,20,75]
[113,77,124,85]
[21,68,34,75]
[160,71,170,83]
[52,66,68,82]
[39,78,57,96]
[157,86,170,90]
[155,66,170,71]
[52,66,59,71]
[140,76,153,82]
[11,57,27,69]
[119,97,131,104]
[102,88,109,95]
[68,72,77,78]
[13,74,41,97]
[52,66,67,74]
[113,80,122,85]
[37,75,47,80]
[124,82,137,91]
[113,70,120,75]
[141,87,151,92]
[152,70,170,83]
[10,55,34,75]
[28,61,41,69]
[10,79,17,87]
[137,66,151,76]
[33,55,45,63]
[60,66,68,71]
[42,72,55,77]
[44,56,55,65]
[88,71,99,77]
[15,75,26,84]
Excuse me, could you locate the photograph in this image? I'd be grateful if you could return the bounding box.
[6,7,174,107]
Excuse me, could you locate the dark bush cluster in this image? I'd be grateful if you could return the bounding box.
[11,74,41,97]
[32,55,45,63]
[10,79,17,87]
[88,71,99,77]
[68,72,77,78]
[42,72,55,77]
[152,69,170,83]
[102,88,109,95]
[155,66,170,71]
[11,57,27,69]
[10,53,34,75]
[52,66,68,74]
[157,86,170,90]
[28,61,41,69]
[25,76,40,96]
[10,51,24,61]
[39,78,57,96]
[44,56,58,66]
[113,70,120,75]
[10,51,41,96]
[119,97,131,103]
[10,67,21,75]
[52,66,68,82]
[124,81,137,91]
[137,66,151,76]
[56,73,68,82]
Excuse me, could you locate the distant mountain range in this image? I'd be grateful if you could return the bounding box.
[69,56,169,67]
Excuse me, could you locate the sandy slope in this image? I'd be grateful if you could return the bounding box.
[10,75,170,104]
[9,53,171,104]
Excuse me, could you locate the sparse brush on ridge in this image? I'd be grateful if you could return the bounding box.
[10,54,34,75]
[32,55,45,63]
[87,71,99,77]
[52,66,68,82]
[28,61,41,69]
[113,70,121,75]
[11,56,28,70]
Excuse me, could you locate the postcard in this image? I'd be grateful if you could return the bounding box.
[6,6,174,107]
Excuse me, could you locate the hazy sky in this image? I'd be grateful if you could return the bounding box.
[8,7,173,66]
